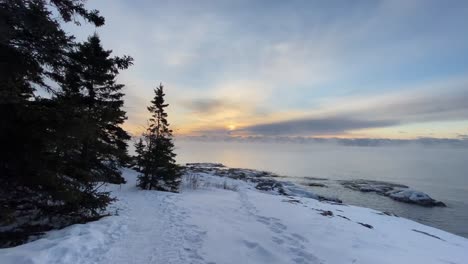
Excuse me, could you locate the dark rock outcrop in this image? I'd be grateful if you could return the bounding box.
[340,179,445,207]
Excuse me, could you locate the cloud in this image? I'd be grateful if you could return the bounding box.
[192,77,468,137]
[236,116,399,136]
[64,0,468,139]
[176,134,468,148]
[178,91,275,133]
[182,98,234,114]
[189,128,234,136]
[319,78,468,124]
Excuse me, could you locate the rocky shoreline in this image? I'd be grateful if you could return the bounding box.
[184,163,343,203]
[184,163,446,207]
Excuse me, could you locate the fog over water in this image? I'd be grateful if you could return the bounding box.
[175,140,468,238]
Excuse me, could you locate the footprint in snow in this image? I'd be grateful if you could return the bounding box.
[271,222,287,233]
[256,216,288,233]
[289,246,320,264]
[272,236,285,245]
[256,216,271,225]
[291,233,309,243]
[243,240,259,249]
[241,240,276,261]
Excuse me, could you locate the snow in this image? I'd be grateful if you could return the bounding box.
[340,179,446,206]
[1,166,467,264]
[386,189,446,206]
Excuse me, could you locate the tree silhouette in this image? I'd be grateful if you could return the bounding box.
[136,84,181,192]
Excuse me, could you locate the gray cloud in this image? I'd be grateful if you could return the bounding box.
[176,135,468,148]
[237,116,399,136]
[179,84,468,137]
[183,98,227,113]
[190,128,234,136]
[181,97,271,117]
[181,83,468,137]
[357,89,468,123]
[66,0,468,140]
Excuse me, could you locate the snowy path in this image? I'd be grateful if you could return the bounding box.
[237,190,320,263]
[97,192,183,263]
[1,168,467,264]
[93,171,206,264]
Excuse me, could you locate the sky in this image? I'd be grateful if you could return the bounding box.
[67,0,468,139]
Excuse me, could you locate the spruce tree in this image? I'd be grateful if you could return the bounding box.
[137,84,181,192]
[0,1,104,193]
[0,1,133,246]
[0,0,104,103]
[134,138,146,172]
[56,34,133,210]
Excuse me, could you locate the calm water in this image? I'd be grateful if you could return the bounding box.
[175,140,468,238]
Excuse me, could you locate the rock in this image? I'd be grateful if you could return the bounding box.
[255,180,284,193]
[225,168,248,180]
[340,179,445,207]
[320,210,333,217]
[185,163,340,203]
[412,229,445,241]
[304,183,327,188]
[317,196,343,204]
[186,163,225,168]
[386,189,446,207]
[358,222,373,229]
[337,215,350,220]
[376,211,399,217]
[303,177,328,181]
[282,199,301,204]
[340,179,407,194]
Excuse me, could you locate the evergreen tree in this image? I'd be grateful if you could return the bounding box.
[0,0,104,103]
[58,34,133,185]
[50,34,133,216]
[0,1,104,193]
[134,138,146,172]
[137,84,181,192]
[0,1,134,246]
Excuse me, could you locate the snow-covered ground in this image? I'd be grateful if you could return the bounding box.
[1,166,467,264]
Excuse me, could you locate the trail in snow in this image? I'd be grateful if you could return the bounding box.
[0,166,467,264]
[237,191,320,264]
[94,170,205,264]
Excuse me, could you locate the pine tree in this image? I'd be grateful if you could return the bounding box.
[134,138,146,172]
[0,0,104,246]
[38,34,134,223]
[1,0,104,192]
[58,34,133,186]
[137,84,181,192]
[0,0,104,103]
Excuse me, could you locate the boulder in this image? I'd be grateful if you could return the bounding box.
[386,189,446,207]
[340,179,445,207]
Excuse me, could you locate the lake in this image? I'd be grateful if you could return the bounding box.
[175,140,468,238]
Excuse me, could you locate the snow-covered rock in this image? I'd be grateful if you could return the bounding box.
[387,189,446,207]
[184,163,341,203]
[304,182,327,187]
[340,179,408,193]
[0,166,465,264]
[186,162,225,168]
[340,179,446,207]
